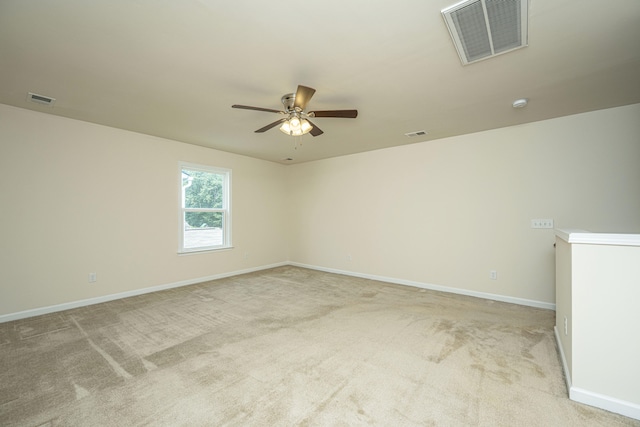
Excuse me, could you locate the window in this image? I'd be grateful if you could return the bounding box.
[179,162,231,253]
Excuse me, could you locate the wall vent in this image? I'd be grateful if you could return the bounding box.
[442,0,528,65]
[27,92,56,106]
[405,130,428,137]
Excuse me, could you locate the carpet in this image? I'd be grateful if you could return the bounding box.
[1,266,637,426]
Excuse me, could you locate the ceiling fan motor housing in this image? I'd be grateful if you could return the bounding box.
[281,93,296,112]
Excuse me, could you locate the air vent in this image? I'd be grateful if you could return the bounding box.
[27,92,56,106]
[405,130,428,137]
[442,0,528,65]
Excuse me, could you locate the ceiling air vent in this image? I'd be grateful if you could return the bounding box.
[27,92,56,107]
[405,130,428,137]
[442,0,528,65]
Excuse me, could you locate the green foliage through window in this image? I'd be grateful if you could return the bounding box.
[183,170,224,228]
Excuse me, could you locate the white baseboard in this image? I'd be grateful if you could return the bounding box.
[570,387,640,421]
[290,262,556,310]
[0,261,555,322]
[0,262,288,323]
[554,326,573,392]
[554,327,640,420]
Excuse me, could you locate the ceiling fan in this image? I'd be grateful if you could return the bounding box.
[232,85,358,137]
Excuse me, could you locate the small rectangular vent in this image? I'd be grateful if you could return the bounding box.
[442,0,528,65]
[405,130,428,137]
[27,92,56,106]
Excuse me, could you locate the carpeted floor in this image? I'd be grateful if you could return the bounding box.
[1,266,638,426]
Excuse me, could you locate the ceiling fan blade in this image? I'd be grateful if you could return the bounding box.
[293,85,316,110]
[255,118,286,133]
[232,104,282,114]
[307,120,324,137]
[310,109,358,118]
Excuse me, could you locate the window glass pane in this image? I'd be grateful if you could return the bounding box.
[182,169,224,209]
[179,163,231,253]
[183,212,223,249]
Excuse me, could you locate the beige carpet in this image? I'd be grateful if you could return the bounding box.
[0,266,637,426]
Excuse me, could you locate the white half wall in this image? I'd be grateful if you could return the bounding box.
[572,243,640,411]
[287,104,640,305]
[0,104,289,316]
[555,230,640,420]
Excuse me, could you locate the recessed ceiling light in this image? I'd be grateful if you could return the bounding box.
[512,98,528,108]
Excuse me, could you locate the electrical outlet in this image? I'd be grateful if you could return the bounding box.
[243,252,249,260]
[346,254,352,262]
[88,273,97,283]
[489,270,497,280]
[531,219,554,229]
[564,316,568,335]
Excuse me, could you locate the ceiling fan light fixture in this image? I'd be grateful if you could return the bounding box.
[300,119,312,134]
[279,117,312,136]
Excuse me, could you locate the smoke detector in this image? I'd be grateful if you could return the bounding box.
[512,98,528,108]
[442,0,528,65]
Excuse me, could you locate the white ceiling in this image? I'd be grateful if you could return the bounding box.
[1,0,639,164]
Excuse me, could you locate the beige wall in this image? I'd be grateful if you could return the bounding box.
[2,103,639,317]
[287,104,640,305]
[0,104,289,316]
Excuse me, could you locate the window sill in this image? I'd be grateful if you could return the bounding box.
[178,246,234,256]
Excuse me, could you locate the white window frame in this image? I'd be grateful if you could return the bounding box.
[179,162,232,253]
